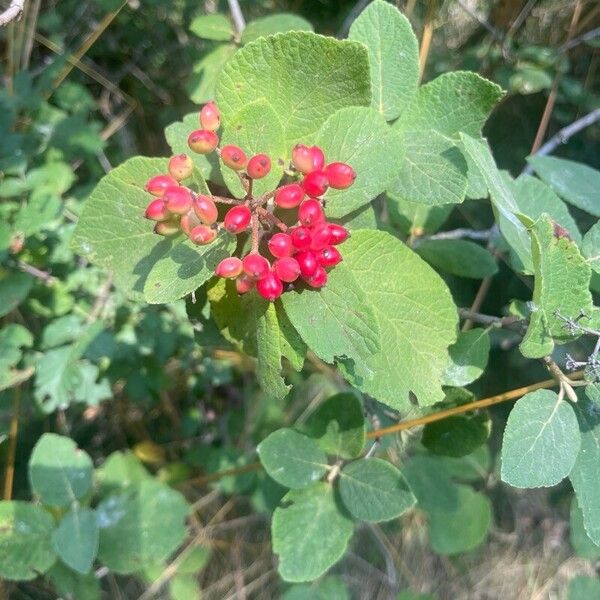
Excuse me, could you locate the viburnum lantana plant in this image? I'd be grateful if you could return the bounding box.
[142,100,353,301]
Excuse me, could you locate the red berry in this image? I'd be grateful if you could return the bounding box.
[146,174,178,196]
[305,266,328,288]
[325,162,356,189]
[223,205,251,234]
[145,199,169,221]
[328,224,350,245]
[247,154,271,179]
[215,256,243,279]
[163,186,193,215]
[154,219,180,236]
[273,257,300,282]
[267,233,293,258]
[302,170,329,197]
[220,145,247,171]
[193,195,218,225]
[298,198,325,227]
[189,225,217,245]
[310,222,332,250]
[290,226,312,250]
[168,154,194,181]
[292,144,325,174]
[188,130,219,154]
[236,273,255,295]
[242,253,270,280]
[318,246,342,267]
[256,272,283,301]
[274,184,304,209]
[200,101,220,131]
[296,251,318,277]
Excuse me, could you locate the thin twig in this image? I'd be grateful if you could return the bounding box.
[0,0,24,27]
[227,0,245,36]
[420,227,492,242]
[456,0,502,42]
[561,26,600,52]
[337,0,371,38]
[3,386,21,499]
[458,308,523,328]
[418,0,437,81]
[16,261,57,285]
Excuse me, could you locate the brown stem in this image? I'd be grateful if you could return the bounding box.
[212,195,242,206]
[256,207,288,232]
[3,386,21,499]
[250,213,260,253]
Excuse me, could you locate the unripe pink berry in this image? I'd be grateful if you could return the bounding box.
[304,266,328,288]
[163,186,193,215]
[325,162,356,189]
[215,256,243,279]
[318,246,342,267]
[168,154,194,181]
[290,226,312,250]
[268,233,294,258]
[188,130,219,154]
[145,199,169,221]
[292,144,325,174]
[298,198,325,227]
[220,145,247,171]
[328,224,350,245]
[256,272,283,301]
[274,184,304,209]
[146,174,178,196]
[302,170,329,197]
[273,257,300,282]
[310,222,332,250]
[247,154,271,179]
[200,101,220,131]
[189,225,217,245]
[193,195,218,225]
[242,253,270,280]
[154,219,180,236]
[223,205,251,234]
[296,250,318,278]
[236,273,255,295]
[180,210,201,237]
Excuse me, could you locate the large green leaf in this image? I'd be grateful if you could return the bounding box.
[501,390,580,488]
[520,215,592,358]
[338,458,416,522]
[348,0,419,121]
[189,14,233,41]
[316,107,405,218]
[241,14,313,44]
[0,501,56,581]
[570,497,600,560]
[582,222,600,275]
[216,32,371,147]
[416,239,498,279]
[29,433,94,507]
[258,428,329,489]
[527,155,600,217]
[339,230,458,409]
[52,507,99,574]
[442,328,490,386]
[272,483,353,582]
[97,480,189,574]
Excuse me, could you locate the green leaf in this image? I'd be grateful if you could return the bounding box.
[258,428,329,489]
[188,44,238,105]
[338,458,416,522]
[276,302,307,372]
[281,263,380,377]
[301,392,365,459]
[171,573,202,600]
[52,507,99,574]
[570,387,600,546]
[272,483,353,582]
[241,14,313,44]
[567,576,600,600]
[501,389,580,488]
[386,195,452,236]
[422,414,490,458]
[29,433,93,506]
[582,222,600,275]
[216,32,371,147]
[520,214,592,358]
[189,14,233,41]
[442,328,490,386]
[460,134,532,273]
[47,563,100,600]
[97,480,189,574]
[14,192,62,236]
[282,576,350,600]
[527,155,600,217]
[219,100,285,198]
[348,0,419,121]
[0,323,33,379]
[0,501,56,581]
[96,451,151,494]
[416,239,497,279]
[339,230,458,409]
[317,107,405,218]
[570,497,600,560]
[0,272,34,317]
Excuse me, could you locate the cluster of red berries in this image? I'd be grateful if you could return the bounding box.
[143,101,355,301]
